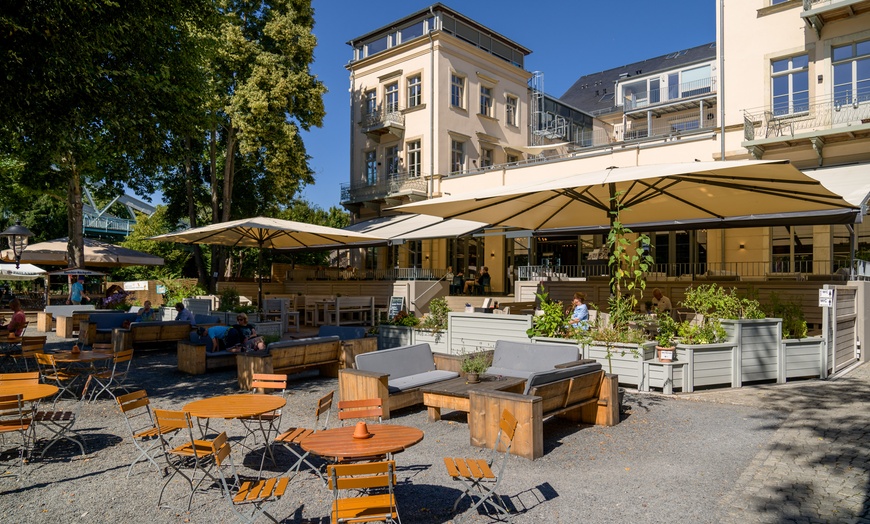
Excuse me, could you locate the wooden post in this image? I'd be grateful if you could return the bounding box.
[37,312,52,332]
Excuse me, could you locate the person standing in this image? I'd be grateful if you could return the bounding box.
[67,276,88,305]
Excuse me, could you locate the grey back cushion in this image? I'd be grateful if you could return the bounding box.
[491,340,579,373]
[523,362,603,395]
[355,343,435,380]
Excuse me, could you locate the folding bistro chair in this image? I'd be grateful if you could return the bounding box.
[35,353,82,404]
[238,373,287,471]
[155,409,224,510]
[116,390,180,478]
[0,372,39,385]
[327,460,401,524]
[83,349,134,402]
[9,336,46,372]
[337,398,383,425]
[0,322,29,372]
[0,394,34,481]
[274,390,334,482]
[444,409,518,523]
[32,398,86,458]
[214,437,297,524]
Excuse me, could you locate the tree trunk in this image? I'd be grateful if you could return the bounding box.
[66,162,85,268]
[184,138,208,289]
[208,122,220,294]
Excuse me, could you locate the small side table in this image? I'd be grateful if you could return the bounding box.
[642,360,686,395]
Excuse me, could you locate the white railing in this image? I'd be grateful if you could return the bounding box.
[285,267,448,281]
[623,77,715,112]
[743,93,870,141]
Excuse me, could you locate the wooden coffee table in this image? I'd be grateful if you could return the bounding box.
[300,424,423,462]
[421,375,526,422]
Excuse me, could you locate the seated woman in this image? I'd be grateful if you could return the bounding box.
[0,299,27,338]
[232,313,266,352]
[567,292,589,331]
[136,300,160,322]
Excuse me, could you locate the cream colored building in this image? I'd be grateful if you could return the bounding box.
[342,1,870,293]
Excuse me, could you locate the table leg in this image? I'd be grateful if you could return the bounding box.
[427,406,442,422]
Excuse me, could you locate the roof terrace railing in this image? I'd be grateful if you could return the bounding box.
[743,93,870,141]
[623,77,715,112]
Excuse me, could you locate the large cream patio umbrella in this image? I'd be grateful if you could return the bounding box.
[392,160,863,231]
[1,237,165,267]
[150,216,386,308]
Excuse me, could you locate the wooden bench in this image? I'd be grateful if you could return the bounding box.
[468,370,618,460]
[326,296,375,326]
[177,341,237,375]
[114,321,195,352]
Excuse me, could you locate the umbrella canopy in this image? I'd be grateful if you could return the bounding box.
[0,263,46,281]
[393,160,863,231]
[1,237,164,267]
[48,268,107,277]
[150,216,386,308]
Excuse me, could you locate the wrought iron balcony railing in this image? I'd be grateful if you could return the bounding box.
[361,106,405,132]
[742,93,870,142]
[340,170,427,204]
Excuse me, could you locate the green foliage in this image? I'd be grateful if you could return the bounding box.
[111,206,202,282]
[681,284,765,320]
[461,351,491,374]
[526,286,570,338]
[218,287,241,312]
[420,297,450,333]
[159,277,207,307]
[607,194,654,310]
[765,292,808,339]
[387,310,420,327]
[677,320,727,345]
[655,313,678,348]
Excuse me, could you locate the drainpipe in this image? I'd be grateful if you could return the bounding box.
[718,0,726,162]
[427,7,436,199]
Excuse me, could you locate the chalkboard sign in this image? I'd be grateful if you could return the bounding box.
[387,296,405,320]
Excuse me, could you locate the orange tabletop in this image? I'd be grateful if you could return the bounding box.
[51,350,114,364]
[300,424,424,460]
[0,383,59,402]
[183,394,286,420]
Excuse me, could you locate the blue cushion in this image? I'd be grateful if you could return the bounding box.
[318,326,366,341]
[194,314,222,325]
[89,313,138,330]
[189,331,214,353]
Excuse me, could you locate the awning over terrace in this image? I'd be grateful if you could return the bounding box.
[340,214,488,247]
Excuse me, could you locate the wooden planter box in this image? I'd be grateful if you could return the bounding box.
[780,336,824,382]
[377,325,414,350]
[414,328,449,353]
[448,312,532,356]
[586,341,652,387]
[531,336,585,358]
[677,342,738,392]
[722,318,782,385]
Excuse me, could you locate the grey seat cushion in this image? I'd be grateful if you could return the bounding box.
[490,340,579,374]
[388,370,459,393]
[522,362,603,395]
[355,343,435,380]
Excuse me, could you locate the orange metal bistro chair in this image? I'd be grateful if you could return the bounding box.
[0,394,34,481]
[10,336,46,372]
[327,460,401,524]
[35,353,82,404]
[83,349,134,402]
[117,390,180,478]
[444,409,518,523]
[274,390,334,483]
[238,373,287,471]
[337,398,383,425]
[154,409,223,510]
[214,437,298,524]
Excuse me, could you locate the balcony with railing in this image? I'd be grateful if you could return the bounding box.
[801,0,870,36]
[742,93,870,157]
[341,170,428,204]
[361,106,405,140]
[623,77,716,115]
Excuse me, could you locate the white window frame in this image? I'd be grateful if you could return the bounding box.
[505,95,518,126]
[451,73,466,109]
[771,54,809,116]
[406,140,421,177]
[833,39,870,106]
[364,89,377,115]
[407,74,422,108]
[365,150,377,186]
[479,85,493,117]
[480,147,494,168]
[451,139,465,174]
[384,82,399,113]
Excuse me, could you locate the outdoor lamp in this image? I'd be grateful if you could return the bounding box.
[1,221,34,269]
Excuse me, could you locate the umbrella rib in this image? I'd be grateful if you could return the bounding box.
[678,173,824,186]
[491,192,573,229]
[673,176,851,205]
[557,188,610,211]
[626,180,726,219]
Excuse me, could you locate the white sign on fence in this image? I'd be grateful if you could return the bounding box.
[123,281,149,291]
[818,288,833,308]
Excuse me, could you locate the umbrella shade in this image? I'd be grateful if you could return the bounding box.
[48,268,107,277]
[0,263,46,281]
[0,237,164,267]
[150,216,385,249]
[393,160,862,231]
[150,216,385,308]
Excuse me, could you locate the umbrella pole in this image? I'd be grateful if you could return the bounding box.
[257,242,264,313]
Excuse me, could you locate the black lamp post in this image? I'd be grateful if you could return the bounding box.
[1,221,34,269]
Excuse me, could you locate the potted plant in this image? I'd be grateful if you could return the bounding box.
[460,351,490,384]
[654,313,678,362]
[526,286,570,339]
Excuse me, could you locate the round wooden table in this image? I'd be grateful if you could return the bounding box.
[51,350,114,364]
[183,394,286,420]
[0,383,59,402]
[300,424,424,461]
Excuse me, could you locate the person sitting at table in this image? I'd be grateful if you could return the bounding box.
[136,300,159,322]
[174,302,195,326]
[450,270,464,295]
[566,292,589,331]
[233,313,266,352]
[0,299,27,338]
[464,266,490,295]
[652,288,673,316]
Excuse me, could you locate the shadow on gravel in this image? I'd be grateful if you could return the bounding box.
[0,463,127,496]
[734,370,870,521]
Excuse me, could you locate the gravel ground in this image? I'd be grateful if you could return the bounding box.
[0,336,783,523]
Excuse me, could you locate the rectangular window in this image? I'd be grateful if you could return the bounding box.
[407,75,421,108]
[480,147,493,168]
[451,74,465,108]
[364,90,376,115]
[506,95,518,126]
[365,150,377,186]
[451,140,465,174]
[385,82,399,113]
[833,39,870,106]
[506,153,519,164]
[771,54,809,116]
[385,145,399,176]
[479,85,493,116]
[406,140,421,177]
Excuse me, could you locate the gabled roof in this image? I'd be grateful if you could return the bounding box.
[560,42,716,115]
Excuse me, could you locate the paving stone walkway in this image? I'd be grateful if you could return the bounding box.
[682,363,870,523]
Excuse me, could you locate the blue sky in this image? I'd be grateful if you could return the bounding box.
[299,0,716,210]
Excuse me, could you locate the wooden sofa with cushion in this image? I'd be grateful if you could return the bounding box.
[339,343,463,419]
[78,312,138,347]
[115,320,196,352]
